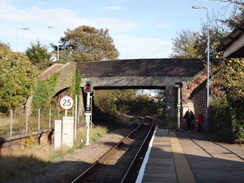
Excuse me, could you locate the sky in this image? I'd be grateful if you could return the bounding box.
[0,0,234,59]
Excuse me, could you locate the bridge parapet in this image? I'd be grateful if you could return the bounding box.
[77,58,204,78]
[77,58,205,88]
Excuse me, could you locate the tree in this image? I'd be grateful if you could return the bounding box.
[213,59,244,102]
[212,58,244,141]
[57,25,119,62]
[170,30,200,58]
[0,41,11,51]
[170,23,228,59]
[0,46,39,110]
[211,0,244,29]
[26,40,53,70]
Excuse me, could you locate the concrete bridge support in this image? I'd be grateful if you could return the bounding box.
[164,85,177,120]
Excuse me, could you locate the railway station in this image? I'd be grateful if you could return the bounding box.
[136,129,244,183]
[1,5,243,182]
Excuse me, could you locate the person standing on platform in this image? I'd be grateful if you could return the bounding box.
[196,112,204,133]
[184,109,194,132]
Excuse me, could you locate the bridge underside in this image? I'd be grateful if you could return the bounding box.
[83,76,192,90]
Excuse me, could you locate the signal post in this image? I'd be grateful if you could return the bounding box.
[84,81,93,145]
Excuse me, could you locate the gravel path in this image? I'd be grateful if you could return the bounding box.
[6,127,133,183]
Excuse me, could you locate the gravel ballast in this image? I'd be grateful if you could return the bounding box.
[6,127,133,183]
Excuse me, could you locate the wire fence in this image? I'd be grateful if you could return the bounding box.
[0,105,84,137]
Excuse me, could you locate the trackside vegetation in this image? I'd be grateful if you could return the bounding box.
[0,125,108,183]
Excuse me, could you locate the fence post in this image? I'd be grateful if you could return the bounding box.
[49,108,52,129]
[26,106,28,133]
[38,108,40,131]
[10,109,13,136]
[74,95,78,140]
[58,107,60,120]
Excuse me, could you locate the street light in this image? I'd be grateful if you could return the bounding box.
[175,82,183,130]
[48,26,59,60]
[16,27,29,52]
[192,5,210,133]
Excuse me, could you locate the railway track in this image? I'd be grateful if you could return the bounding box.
[71,117,155,183]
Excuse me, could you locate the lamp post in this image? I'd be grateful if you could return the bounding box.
[175,83,183,130]
[16,27,29,52]
[48,26,59,60]
[192,6,210,132]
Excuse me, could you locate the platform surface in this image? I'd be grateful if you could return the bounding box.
[136,129,244,183]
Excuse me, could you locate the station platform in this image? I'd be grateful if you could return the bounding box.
[136,129,244,183]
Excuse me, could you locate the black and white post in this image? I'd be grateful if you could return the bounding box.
[84,81,93,145]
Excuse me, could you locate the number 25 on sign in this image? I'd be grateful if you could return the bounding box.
[60,96,74,110]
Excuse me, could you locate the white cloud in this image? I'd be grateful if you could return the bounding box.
[112,35,172,59]
[0,0,172,58]
[88,17,136,32]
[0,1,135,32]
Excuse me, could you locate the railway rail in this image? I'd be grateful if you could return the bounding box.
[71,117,155,183]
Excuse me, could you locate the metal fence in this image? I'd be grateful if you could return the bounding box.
[0,104,84,137]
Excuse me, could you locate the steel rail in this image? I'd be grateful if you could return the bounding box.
[121,117,155,183]
[71,120,145,183]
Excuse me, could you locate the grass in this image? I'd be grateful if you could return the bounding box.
[0,125,108,182]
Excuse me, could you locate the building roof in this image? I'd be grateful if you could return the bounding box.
[217,20,244,58]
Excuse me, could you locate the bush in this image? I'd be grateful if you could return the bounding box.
[210,99,243,143]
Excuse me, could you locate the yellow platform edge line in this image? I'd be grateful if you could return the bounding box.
[169,131,197,183]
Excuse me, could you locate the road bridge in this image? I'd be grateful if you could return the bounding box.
[77,58,207,123]
[34,58,207,128]
[77,58,204,89]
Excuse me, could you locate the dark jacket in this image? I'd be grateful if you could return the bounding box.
[184,110,194,122]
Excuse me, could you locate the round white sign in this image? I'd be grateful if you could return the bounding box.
[60,95,74,110]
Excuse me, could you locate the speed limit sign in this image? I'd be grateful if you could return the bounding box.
[60,96,74,110]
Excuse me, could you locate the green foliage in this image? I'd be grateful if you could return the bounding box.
[210,99,234,142]
[91,126,108,142]
[31,72,60,114]
[210,98,244,143]
[25,40,53,70]
[170,30,200,58]
[94,90,136,113]
[170,24,227,59]
[57,25,119,62]
[94,90,165,117]
[0,47,39,110]
[32,68,82,114]
[213,59,244,101]
[71,70,82,99]
[0,41,11,50]
[111,89,137,113]
[211,59,244,143]
[126,95,165,117]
